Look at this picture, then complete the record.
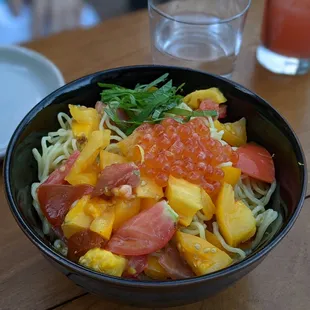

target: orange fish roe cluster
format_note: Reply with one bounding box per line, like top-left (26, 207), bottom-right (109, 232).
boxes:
top-left (136, 118), bottom-right (239, 195)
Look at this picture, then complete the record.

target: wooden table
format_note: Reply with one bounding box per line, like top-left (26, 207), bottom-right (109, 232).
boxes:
top-left (1, 1), bottom-right (310, 309)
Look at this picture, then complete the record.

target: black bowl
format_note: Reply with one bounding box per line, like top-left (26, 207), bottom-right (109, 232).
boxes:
top-left (4, 65), bottom-right (307, 307)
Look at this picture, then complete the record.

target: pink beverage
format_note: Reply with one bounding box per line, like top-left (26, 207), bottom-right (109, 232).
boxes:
top-left (257, 0), bottom-right (310, 75)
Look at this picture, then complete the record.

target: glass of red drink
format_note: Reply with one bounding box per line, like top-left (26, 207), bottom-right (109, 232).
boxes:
top-left (257, 0), bottom-right (310, 75)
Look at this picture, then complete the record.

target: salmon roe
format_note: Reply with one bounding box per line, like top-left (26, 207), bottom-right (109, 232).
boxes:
top-left (136, 118), bottom-right (238, 195)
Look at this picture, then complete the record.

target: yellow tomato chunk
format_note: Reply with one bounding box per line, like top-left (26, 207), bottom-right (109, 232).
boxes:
top-left (201, 189), bottom-right (215, 221)
top-left (100, 150), bottom-right (127, 170)
top-left (166, 176), bottom-right (202, 226)
top-left (140, 198), bottom-right (159, 211)
top-left (216, 183), bottom-right (257, 247)
top-left (136, 176), bottom-right (164, 200)
top-left (214, 118), bottom-right (247, 147)
top-left (66, 130), bottom-right (111, 185)
top-left (183, 88), bottom-right (227, 109)
top-left (205, 230), bottom-right (229, 254)
top-left (90, 205), bottom-right (115, 240)
top-left (221, 166), bottom-right (241, 187)
top-left (69, 105), bottom-right (100, 139)
top-left (62, 196), bottom-right (93, 239)
top-left (175, 231), bottom-right (232, 276)
top-left (144, 256), bottom-right (168, 280)
top-left (79, 248), bottom-right (127, 277)
top-left (113, 198), bottom-right (141, 231)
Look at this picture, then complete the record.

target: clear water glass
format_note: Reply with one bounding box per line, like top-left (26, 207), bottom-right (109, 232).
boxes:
top-left (256, 0), bottom-right (310, 75)
top-left (148, 0), bottom-right (251, 78)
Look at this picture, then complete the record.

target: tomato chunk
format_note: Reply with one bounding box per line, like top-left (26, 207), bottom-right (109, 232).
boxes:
top-left (158, 245), bottom-right (194, 279)
top-left (92, 163), bottom-right (140, 197)
top-left (67, 230), bottom-right (106, 262)
top-left (235, 143), bottom-right (275, 183)
top-left (199, 100), bottom-right (227, 119)
top-left (106, 201), bottom-right (178, 256)
top-left (123, 255), bottom-right (148, 278)
top-left (37, 184), bottom-right (93, 227)
top-left (42, 151), bottom-right (80, 185)
top-left (218, 104), bottom-right (227, 119)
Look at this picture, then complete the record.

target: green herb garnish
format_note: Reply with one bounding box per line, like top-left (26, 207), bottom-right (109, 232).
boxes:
top-left (98, 74), bottom-right (216, 134)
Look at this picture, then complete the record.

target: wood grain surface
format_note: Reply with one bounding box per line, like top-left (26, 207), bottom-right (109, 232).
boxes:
top-left (1, 0), bottom-right (309, 309)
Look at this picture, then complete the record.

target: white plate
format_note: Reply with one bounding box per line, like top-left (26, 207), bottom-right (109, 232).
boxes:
top-left (0, 45), bottom-right (65, 157)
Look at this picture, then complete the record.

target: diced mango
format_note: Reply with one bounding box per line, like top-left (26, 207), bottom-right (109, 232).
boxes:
top-left (136, 177), bottom-right (164, 200)
top-left (79, 248), bottom-right (127, 277)
top-left (62, 196), bottom-right (93, 239)
top-left (166, 176), bottom-right (202, 226)
top-left (175, 231), bottom-right (232, 276)
top-left (216, 183), bottom-right (256, 247)
top-left (183, 88), bottom-right (227, 109)
top-left (99, 150), bottom-right (127, 170)
top-left (90, 205), bottom-right (115, 240)
top-left (205, 230), bottom-right (229, 254)
top-left (221, 166), bottom-right (241, 187)
top-left (66, 130), bottom-right (111, 185)
top-left (140, 198), bottom-right (159, 211)
top-left (201, 189), bottom-right (215, 221)
top-left (214, 118), bottom-right (247, 147)
top-left (144, 256), bottom-right (168, 280)
top-left (113, 198), bottom-right (141, 231)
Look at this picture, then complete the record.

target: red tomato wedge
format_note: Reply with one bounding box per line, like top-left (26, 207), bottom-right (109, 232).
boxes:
top-left (199, 100), bottom-right (227, 119)
top-left (199, 99), bottom-right (219, 113)
top-left (42, 151), bottom-right (80, 185)
top-left (106, 201), bottom-right (178, 256)
top-left (158, 245), bottom-right (195, 279)
top-left (218, 104), bottom-right (227, 119)
top-left (67, 230), bottom-right (106, 262)
top-left (37, 184), bottom-right (93, 227)
top-left (235, 143), bottom-right (275, 183)
top-left (123, 255), bottom-right (148, 278)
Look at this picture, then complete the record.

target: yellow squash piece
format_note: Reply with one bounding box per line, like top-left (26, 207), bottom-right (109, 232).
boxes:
top-left (69, 105), bottom-right (100, 139)
top-left (66, 130), bottom-right (111, 185)
top-left (140, 198), bottom-right (158, 211)
top-left (144, 256), bottom-right (168, 280)
top-left (205, 230), bottom-right (229, 254)
top-left (79, 248), bottom-right (127, 277)
top-left (216, 183), bottom-right (256, 247)
top-left (175, 231), bottom-right (232, 276)
top-left (62, 196), bottom-right (93, 239)
top-left (166, 176), bottom-right (202, 226)
top-left (90, 205), bottom-right (115, 240)
top-left (113, 198), bottom-right (141, 231)
top-left (214, 118), bottom-right (247, 147)
top-left (100, 150), bottom-right (127, 170)
top-left (136, 176), bottom-right (164, 200)
top-left (221, 166), bottom-right (241, 187)
top-left (183, 88), bottom-right (227, 109)
top-left (201, 189), bottom-right (215, 221)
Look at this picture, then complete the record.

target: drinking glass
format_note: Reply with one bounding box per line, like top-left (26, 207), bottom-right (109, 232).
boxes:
top-left (257, 0), bottom-right (310, 75)
top-left (148, 0), bottom-right (251, 78)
